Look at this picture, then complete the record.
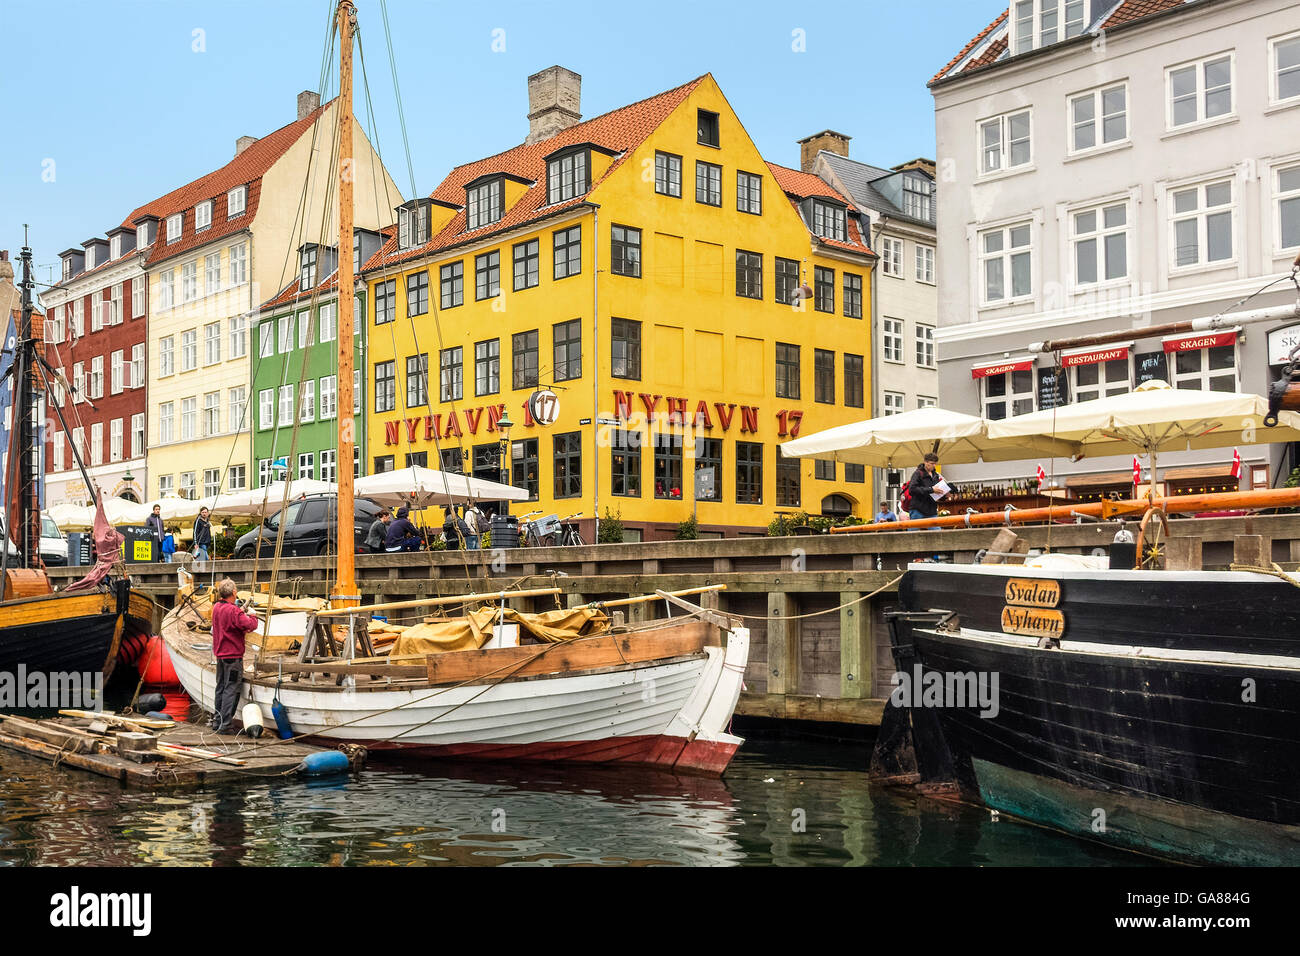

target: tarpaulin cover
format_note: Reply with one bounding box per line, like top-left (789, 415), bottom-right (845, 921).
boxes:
top-left (64, 496), bottom-right (124, 592)
top-left (389, 606), bottom-right (609, 657)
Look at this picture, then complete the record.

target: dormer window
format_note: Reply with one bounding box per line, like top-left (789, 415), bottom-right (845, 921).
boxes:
top-left (85, 246), bottom-right (97, 270)
top-left (353, 232), bottom-right (362, 274)
top-left (136, 219), bottom-right (157, 248)
top-left (166, 214), bottom-right (183, 244)
top-left (547, 148), bottom-right (589, 205)
top-left (811, 200), bottom-right (847, 242)
top-left (195, 200), bottom-right (212, 232)
top-left (466, 177), bottom-right (504, 231)
top-left (902, 176), bottom-right (934, 221)
top-left (397, 200), bottom-right (431, 250)
top-left (62, 258), bottom-right (72, 280)
top-left (228, 185), bottom-right (247, 218)
top-left (301, 246), bottom-right (318, 289)
top-left (697, 109), bottom-right (720, 148)
top-left (1012, 1), bottom-right (1086, 55)
top-left (110, 234), bottom-right (121, 260)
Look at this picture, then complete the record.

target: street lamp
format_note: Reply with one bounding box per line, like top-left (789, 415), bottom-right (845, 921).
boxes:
top-left (496, 412), bottom-right (514, 487)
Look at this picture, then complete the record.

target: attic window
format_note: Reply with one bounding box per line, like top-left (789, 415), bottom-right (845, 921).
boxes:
top-left (398, 200), bottom-right (431, 250)
top-left (697, 109), bottom-right (720, 148)
top-left (1012, 1), bottom-right (1086, 55)
top-left (301, 247), bottom-right (318, 289)
top-left (166, 214), bottom-right (182, 244)
top-left (547, 148), bottom-right (589, 205)
top-left (902, 176), bottom-right (933, 221)
top-left (228, 186), bottom-right (247, 218)
top-left (466, 178), bottom-right (504, 231)
top-left (110, 234), bottom-right (122, 260)
top-left (812, 200), bottom-right (847, 242)
top-left (196, 201), bottom-right (213, 232)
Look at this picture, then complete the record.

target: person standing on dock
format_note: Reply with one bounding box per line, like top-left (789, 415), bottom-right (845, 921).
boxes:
top-left (905, 453), bottom-right (942, 521)
top-left (193, 507), bottom-right (213, 561)
top-left (366, 508), bottom-right (391, 553)
top-left (146, 504), bottom-right (164, 553)
top-left (210, 578), bottom-right (259, 734)
top-left (464, 502), bottom-right (483, 550)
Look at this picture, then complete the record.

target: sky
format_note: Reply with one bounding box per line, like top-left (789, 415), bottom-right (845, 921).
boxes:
top-left (1, 0), bottom-right (994, 290)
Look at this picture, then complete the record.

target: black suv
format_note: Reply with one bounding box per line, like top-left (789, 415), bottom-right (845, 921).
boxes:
top-left (233, 494), bottom-right (384, 559)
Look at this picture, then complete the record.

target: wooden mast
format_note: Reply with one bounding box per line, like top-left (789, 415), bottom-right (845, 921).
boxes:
top-left (334, 0), bottom-right (358, 607)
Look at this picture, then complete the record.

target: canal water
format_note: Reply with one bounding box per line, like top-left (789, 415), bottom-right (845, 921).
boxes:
top-left (0, 733), bottom-right (1143, 866)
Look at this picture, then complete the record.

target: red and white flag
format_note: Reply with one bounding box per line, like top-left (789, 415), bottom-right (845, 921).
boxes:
top-left (1132, 455), bottom-right (1142, 486)
top-left (1231, 448), bottom-right (1242, 480)
top-left (1035, 464), bottom-right (1046, 485)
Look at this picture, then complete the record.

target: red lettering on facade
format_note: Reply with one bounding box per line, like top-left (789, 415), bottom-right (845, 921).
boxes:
top-left (739, 406), bottom-right (759, 433)
top-left (443, 411), bottom-right (463, 439)
top-left (665, 396), bottom-right (687, 425)
top-left (464, 407), bottom-right (483, 434)
top-left (485, 404), bottom-right (505, 432)
top-left (384, 421), bottom-right (400, 446)
top-left (639, 393), bottom-right (662, 418)
top-left (520, 400), bottom-right (536, 428)
top-left (693, 400), bottom-right (713, 429)
top-left (786, 410), bottom-right (803, 439)
top-left (404, 418), bottom-right (420, 442)
top-left (423, 415), bottom-right (438, 441)
top-left (613, 390), bottom-right (633, 420)
top-left (714, 403), bottom-right (736, 430)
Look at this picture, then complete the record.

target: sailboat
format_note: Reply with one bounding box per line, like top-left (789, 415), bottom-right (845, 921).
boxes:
top-left (160, 1), bottom-right (750, 775)
top-left (0, 241), bottom-right (155, 684)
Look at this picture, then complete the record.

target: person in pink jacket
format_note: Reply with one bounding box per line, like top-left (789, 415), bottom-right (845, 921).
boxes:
top-left (210, 578), bottom-right (259, 733)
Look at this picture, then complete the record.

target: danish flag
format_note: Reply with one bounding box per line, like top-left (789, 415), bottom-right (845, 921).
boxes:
top-left (1035, 464), bottom-right (1046, 485)
top-left (1133, 455), bottom-right (1142, 486)
top-left (1231, 448), bottom-right (1242, 480)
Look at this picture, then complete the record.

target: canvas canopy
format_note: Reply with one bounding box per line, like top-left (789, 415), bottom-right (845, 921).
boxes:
top-left (389, 606), bottom-right (609, 656)
top-left (354, 466), bottom-right (529, 508)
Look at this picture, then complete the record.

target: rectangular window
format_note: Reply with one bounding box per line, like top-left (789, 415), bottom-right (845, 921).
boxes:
top-left (695, 161), bottom-right (722, 206)
top-left (72, 362), bottom-right (84, 402)
top-left (407, 353), bottom-right (429, 407)
top-left (227, 464), bottom-right (245, 492)
top-left (1073, 202), bottom-right (1129, 285)
top-left (512, 330), bottom-right (539, 390)
top-left (278, 385), bottom-right (294, 427)
top-left (259, 389), bottom-right (274, 429)
top-left (916, 324), bottom-right (935, 368)
top-left (735, 442), bottom-right (762, 505)
top-left (1074, 357), bottom-right (1130, 402)
top-left (439, 347), bottom-right (463, 402)
top-left (553, 226), bottom-right (582, 280)
top-left (229, 313), bottom-right (247, 357)
top-left (917, 396), bottom-right (938, 409)
top-left (159, 270), bottom-right (174, 309)
top-left (440, 448), bottom-right (464, 474)
top-left (814, 266), bottom-right (834, 313)
top-left (110, 350), bottom-right (124, 394)
top-left (1171, 180), bottom-right (1234, 268)
top-left (814, 349), bottom-right (835, 404)
top-left (181, 261), bottom-right (197, 302)
top-left (258, 321), bottom-right (274, 359)
top-left (258, 459), bottom-right (272, 487)
top-left (815, 459), bottom-right (835, 481)
top-left (553, 432), bottom-right (582, 499)
top-left (166, 214), bottom-right (182, 243)
top-left (375, 279), bottom-right (396, 324)
top-left (229, 387), bottom-right (246, 432)
top-left (884, 391), bottom-right (905, 416)
top-left (697, 109), bottom-right (720, 147)
top-left (158, 474), bottom-right (174, 498)
top-left (72, 427), bottom-right (85, 464)
top-left (195, 201), bottom-right (212, 232)
top-left (547, 150), bottom-right (588, 205)
top-left (229, 242), bottom-right (247, 285)
top-left (317, 302), bottom-right (336, 343)
top-left (1279, 164), bottom-right (1300, 251)
top-left (90, 356), bottom-right (103, 398)
top-left (983, 368), bottom-right (1035, 420)
top-left (466, 178), bottom-right (503, 230)
top-left (610, 225), bottom-right (641, 277)
top-left (776, 448), bottom-right (800, 508)
top-left (980, 223), bottom-right (1033, 303)
top-left (374, 455), bottom-right (394, 474)
top-left (915, 246), bottom-right (935, 284)
top-left (511, 438), bottom-right (539, 500)
top-left (902, 176), bottom-right (933, 221)
top-left (553, 319), bottom-right (581, 382)
top-left (131, 413), bottom-right (144, 459)
top-left (110, 418), bottom-right (123, 462)
top-left (695, 438), bottom-right (722, 502)
top-left (475, 339), bottom-right (500, 396)
top-left (440, 261), bottom-right (463, 308)
top-left (611, 429), bottom-right (642, 497)
top-left (228, 185), bottom-right (246, 217)
top-left (512, 240), bottom-right (539, 291)
top-left (297, 453), bottom-right (315, 480)
top-left (1173, 344), bottom-right (1237, 393)
top-left (375, 361), bottom-right (395, 413)
top-left (1168, 54), bottom-right (1233, 128)
top-left (980, 110), bottom-right (1032, 173)
top-left (132, 277), bottom-right (146, 317)
top-left (406, 271), bottom-right (428, 317)
top-left (110, 283), bottom-right (122, 324)
top-left (843, 272), bottom-right (863, 317)
top-left (90, 423), bottom-right (103, 466)
top-left (844, 354), bottom-right (864, 408)
top-left (204, 321), bottom-right (221, 365)
top-left (204, 253), bottom-right (221, 295)
top-left (811, 201), bottom-right (847, 241)
top-left (319, 450), bottom-right (337, 484)
top-left (1013, 0), bottom-right (1085, 53)
top-left (737, 171), bottom-right (762, 214)
top-left (277, 313), bottom-right (294, 353)
top-left (1070, 84), bottom-right (1128, 153)
top-left (774, 257), bottom-right (800, 304)
top-left (475, 251), bottom-right (501, 300)
top-left (90, 292), bottom-right (103, 333)
top-left (181, 396), bottom-right (197, 439)
top-left (883, 317), bottom-right (903, 362)
top-left (319, 375), bottom-right (337, 420)
top-left (655, 151), bottom-right (682, 197)
top-left (297, 309), bottom-right (310, 350)
top-left (204, 390), bottom-right (221, 435)
top-left (611, 318), bottom-right (641, 380)
top-left (736, 250), bottom-right (762, 299)
top-left (653, 434), bottom-right (684, 499)
top-left (1273, 33), bottom-right (1300, 104)
top-left (775, 343), bottom-right (800, 399)
top-left (298, 380), bottom-right (314, 424)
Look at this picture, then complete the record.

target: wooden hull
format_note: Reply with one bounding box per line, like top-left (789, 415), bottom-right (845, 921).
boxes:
top-left (887, 563), bottom-right (1300, 864)
top-left (162, 614), bottom-right (749, 776)
top-left (0, 582), bottom-right (155, 680)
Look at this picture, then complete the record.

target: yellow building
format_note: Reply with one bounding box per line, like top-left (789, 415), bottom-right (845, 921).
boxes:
top-left (143, 91), bottom-right (400, 499)
top-left (362, 70), bottom-right (875, 540)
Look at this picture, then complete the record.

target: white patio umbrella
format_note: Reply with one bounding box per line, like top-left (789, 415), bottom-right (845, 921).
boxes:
top-left (98, 496), bottom-right (151, 526)
top-left (148, 495), bottom-right (204, 522)
top-left (200, 479), bottom-right (339, 519)
top-left (780, 406), bottom-right (1080, 469)
top-left (354, 466), bottom-right (529, 509)
top-left (47, 502), bottom-right (94, 530)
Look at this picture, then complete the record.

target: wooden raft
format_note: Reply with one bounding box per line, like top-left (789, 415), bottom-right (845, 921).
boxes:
top-left (0, 714), bottom-right (336, 789)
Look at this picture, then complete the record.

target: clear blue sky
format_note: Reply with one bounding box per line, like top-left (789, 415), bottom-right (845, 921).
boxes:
top-left (2, 0), bottom-right (991, 288)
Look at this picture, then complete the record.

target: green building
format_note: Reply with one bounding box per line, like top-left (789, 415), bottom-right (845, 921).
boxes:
top-left (251, 233), bottom-right (381, 487)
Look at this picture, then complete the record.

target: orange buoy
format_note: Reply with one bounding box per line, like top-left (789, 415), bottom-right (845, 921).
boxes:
top-left (136, 636), bottom-right (180, 686)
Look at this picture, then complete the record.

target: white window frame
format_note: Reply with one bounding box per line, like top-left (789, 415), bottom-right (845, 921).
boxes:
top-left (89, 356), bottom-right (103, 399)
top-left (259, 320), bottom-right (275, 359)
top-left (1071, 355), bottom-right (1131, 403)
top-left (204, 252), bottom-right (221, 295)
top-left (132, 275), bottom-right (146, 317)
top-left (318, 302), bottom-right (336, 343)
top-left (204, 321), bottom-right (221, 366)
top-left (159, 335), bottom-right (174, 377)
top-left (882, 317), bottom-right (904, 364)
top-left (1274, 161), bottom-right (1300, 254)
top-left (300, 379), bottom-right (315, 423)
top-left (158, 402), bottom-right (174, 444)
top-left (203, 468), bottom-right (220, 499)
top-left (880, 236), bottom-right (904, 277)
top-left (278, 385), bottom-right (295, 427)
top-left (158, 474), bottom-right (174, 498)
top-left (1166, 53), bottom-right (1235, 131)
top-left (1012, 0), bottom-right (1087, 55)
top-left (90, 292), bottom-right (103, 333)
top-left (228, 387), bottom-right (246, 432)
top-left (131, 413), bottom-right (144, 458)
top-left (110, 233), bottom-right (121, 261)
top-left (159, 269), bottom-right (174, 310)
top-left (883, 391), bottom-right (905, 416)
top-left (978, 109), bottom-right (1032, 176)
top-left (297, 309), bottom-right (310, 350)
top-left (227, 185), bottom-right (247, 218)
top-left (179, 472), bottom-right (196, 499)
top-left (1069, 198), bottom-right (1130, 289)
top-left (915, 324), bottom-right (935, 369)
top-left (981, 368), bottom-right (1036, 420)
top-left (978, 221), bottom-right (1034, 306)
top-left (320, 375), bottom-right (338, 420)
top-left (195, 200), bottom-right (212, 232)
top-left (181, 261), bottom-right (197, 302)
top-left (166, 214), bottom-right (182, 244)
top-left (915, 244), bottom-right (935, 284)
top-left (259, 389), bottom-right (275, 430)
top-left (1068, 82), bottom-right (1129, 155)
top-left (136, 224), bottom-right (149, 249)
top-left (297, 453), bottom-right (315, 481)
top-left (110, 418), bottom-right (123, 463)
top-left (1168, 177), bottom-right (1236, 273)
top-left (229, 313), bottom-right (247, 358)
top-left (320, 449), bottom-right (337, 483)
top-left (181, 329), bottom-right (198, 371)
top-left (228, 464), bottom-right (246, 492)
top-left (110, 349), bottom-right (124, 394)
top-left (90, 423), bottom-right (103, 466)
top-left (228, 242), bottom-right (247, 286)
top-left (180, 396), bottom-right (196, 440)
top-left (1171, 342), bottom-right (1239, 393)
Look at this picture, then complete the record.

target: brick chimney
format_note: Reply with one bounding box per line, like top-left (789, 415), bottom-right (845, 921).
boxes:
top-left (0, 251), bottom-right (11, 284)
top-left (526, 66), bottom-right (582, 145)
top-left (797, 130), bottom-right (851, 173)
top-left (236, 135), bottom-right (259, 156)
top-left (297, 90), bottom-right (321, 120)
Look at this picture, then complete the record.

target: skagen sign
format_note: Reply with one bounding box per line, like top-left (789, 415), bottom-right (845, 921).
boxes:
top-left (1004, 578), bottom-right (1062, 608)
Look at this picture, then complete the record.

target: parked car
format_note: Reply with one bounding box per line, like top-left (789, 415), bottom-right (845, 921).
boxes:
top-left (233, 495), bottom-right (384, 559)
top-left (40, 514), bottom-right (68, 566)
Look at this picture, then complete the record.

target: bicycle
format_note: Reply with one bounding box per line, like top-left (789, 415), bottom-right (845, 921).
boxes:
top-left (520, 512), bottom-right (561, 547)
top-left (558, 512), bottom-right (585, 546)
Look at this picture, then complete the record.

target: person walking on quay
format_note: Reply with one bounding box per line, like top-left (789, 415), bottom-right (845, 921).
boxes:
top-left (146, 504), bottom-right (164, 554)
top-left (210, 578), bottom-right (259, 734)
top-left (442, 506), bottom-right (464, 550)
top-left (464, 502), bottom-right (483, 550)
top-left (366, 508), bottom-right (391, 553)
top-left (385, 506), bottom-right (420, 553)
top-left (193, 507), bottom-right (213, 561)
top-left (904, 453), bottom-right (943, 521)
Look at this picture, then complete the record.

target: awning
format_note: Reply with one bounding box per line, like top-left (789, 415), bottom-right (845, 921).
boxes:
top-left (1064, 471), bottom-right (1133, 488)
top-left (1163, 465), bottom-right (1236, 481)
top-left (1162, 327), bottom-right (1239, 353)
top-left (971, 356), bottom-right (1034, 379)
top-left (1064, 464), bottom-right (1238, 488)
top-left (1060, 343), bottom-right (1132, 368)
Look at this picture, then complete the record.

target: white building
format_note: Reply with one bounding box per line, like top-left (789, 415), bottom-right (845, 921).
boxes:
top-left (932, 0), bottom-right (1300, 498)
top-left (801, 132), bottom-right (940, 507)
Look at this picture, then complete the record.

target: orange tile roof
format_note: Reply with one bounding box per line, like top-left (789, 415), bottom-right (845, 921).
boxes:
top-left (931, 10), bottom-right (1008, 85)
top-left (1104, 0), bottom-right (1188, 26)
top-left (366, 77), bottom-right (707, 271)
top-left (765, 162), bottom-right (874, 256)
top-left (143, 102), bottom-right (332, 268)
